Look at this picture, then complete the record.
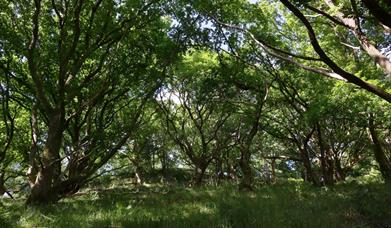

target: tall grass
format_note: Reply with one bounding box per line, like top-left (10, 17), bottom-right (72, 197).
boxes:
top-left (1, 180), bottom-right (390, 227)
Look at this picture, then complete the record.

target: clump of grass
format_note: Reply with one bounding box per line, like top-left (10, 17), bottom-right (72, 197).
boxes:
top-left (1, 181), bottom-right (390, 227)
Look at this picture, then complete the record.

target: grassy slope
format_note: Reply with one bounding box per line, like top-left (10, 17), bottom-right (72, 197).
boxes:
top-left (1, 181), bottom-right (390, 228)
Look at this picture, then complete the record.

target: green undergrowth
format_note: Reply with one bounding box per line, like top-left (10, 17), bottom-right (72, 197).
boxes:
top-left (1, 181), bottom-right (390, 228)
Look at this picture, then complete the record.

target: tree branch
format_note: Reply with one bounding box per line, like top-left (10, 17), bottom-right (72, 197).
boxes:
top-left (27, 0), bottom-right (53, 113)
top-left (280, 0), bottom-right (391, 103)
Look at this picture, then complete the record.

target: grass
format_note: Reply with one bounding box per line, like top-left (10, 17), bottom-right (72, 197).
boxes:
top-left (1, 180), bottom-right (390, 228)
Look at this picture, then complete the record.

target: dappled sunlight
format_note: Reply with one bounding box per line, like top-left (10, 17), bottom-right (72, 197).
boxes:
top-left (1, 182), bottom-right (391, 227)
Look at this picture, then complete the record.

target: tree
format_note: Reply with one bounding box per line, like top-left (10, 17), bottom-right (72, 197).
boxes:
top-left (157, 51), bottom-right (235, 186)
top-left (0, 62), bottom-right (15, 197)
top-left (189, 0), bottom-right (391, 103)
top-left (0, 0), bottom-right (178, 204)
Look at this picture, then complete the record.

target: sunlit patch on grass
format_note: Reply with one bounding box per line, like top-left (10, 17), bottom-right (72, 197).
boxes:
top-left (1, 181), bottom-right (390, 228)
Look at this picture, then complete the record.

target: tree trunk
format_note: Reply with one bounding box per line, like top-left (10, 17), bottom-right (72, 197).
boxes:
top-left (227, 164), bottom-right (237, 180)
top-left (335, 158), bottom-right (346, 181)
top-left (368, 119), bottom-right (391, 182)
top-left (299, 147), bottom-right (319, 185)
top-left (134, 172), bottom-right (142, 186)
top-left (27, 111), bottom-right (64, 205)
top-left (214, 156), bottom-right (224, 180)
top-left (316, 124), bottom-right (334, 186)
top-left (239, 147), bottom-right (253, 191)
top-left (318, 155), bottom-right (334, 185)
top-left (0, 173), bottom-right (5, 195)
top-left (192, 164), bottom-right (207, 187)
top-left (161, 150), bottom-right (167, 179)
top-left (271, 158), bottom-right (276, 184)
top-left (238, 85), bottom-right (268, 190)
top-left (27, 105), bottom-right (39, 187)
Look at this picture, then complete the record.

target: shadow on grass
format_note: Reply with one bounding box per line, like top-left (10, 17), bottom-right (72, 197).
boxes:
top-left (2, 182), bottom-right (390, 227)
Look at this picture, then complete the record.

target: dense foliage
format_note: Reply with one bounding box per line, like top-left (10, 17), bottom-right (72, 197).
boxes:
top-left (0, 0), bottom-right (390, 225)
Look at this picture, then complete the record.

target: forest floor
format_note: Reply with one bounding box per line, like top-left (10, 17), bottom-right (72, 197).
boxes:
top-left (1, 180), bottom-right (390, 228)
